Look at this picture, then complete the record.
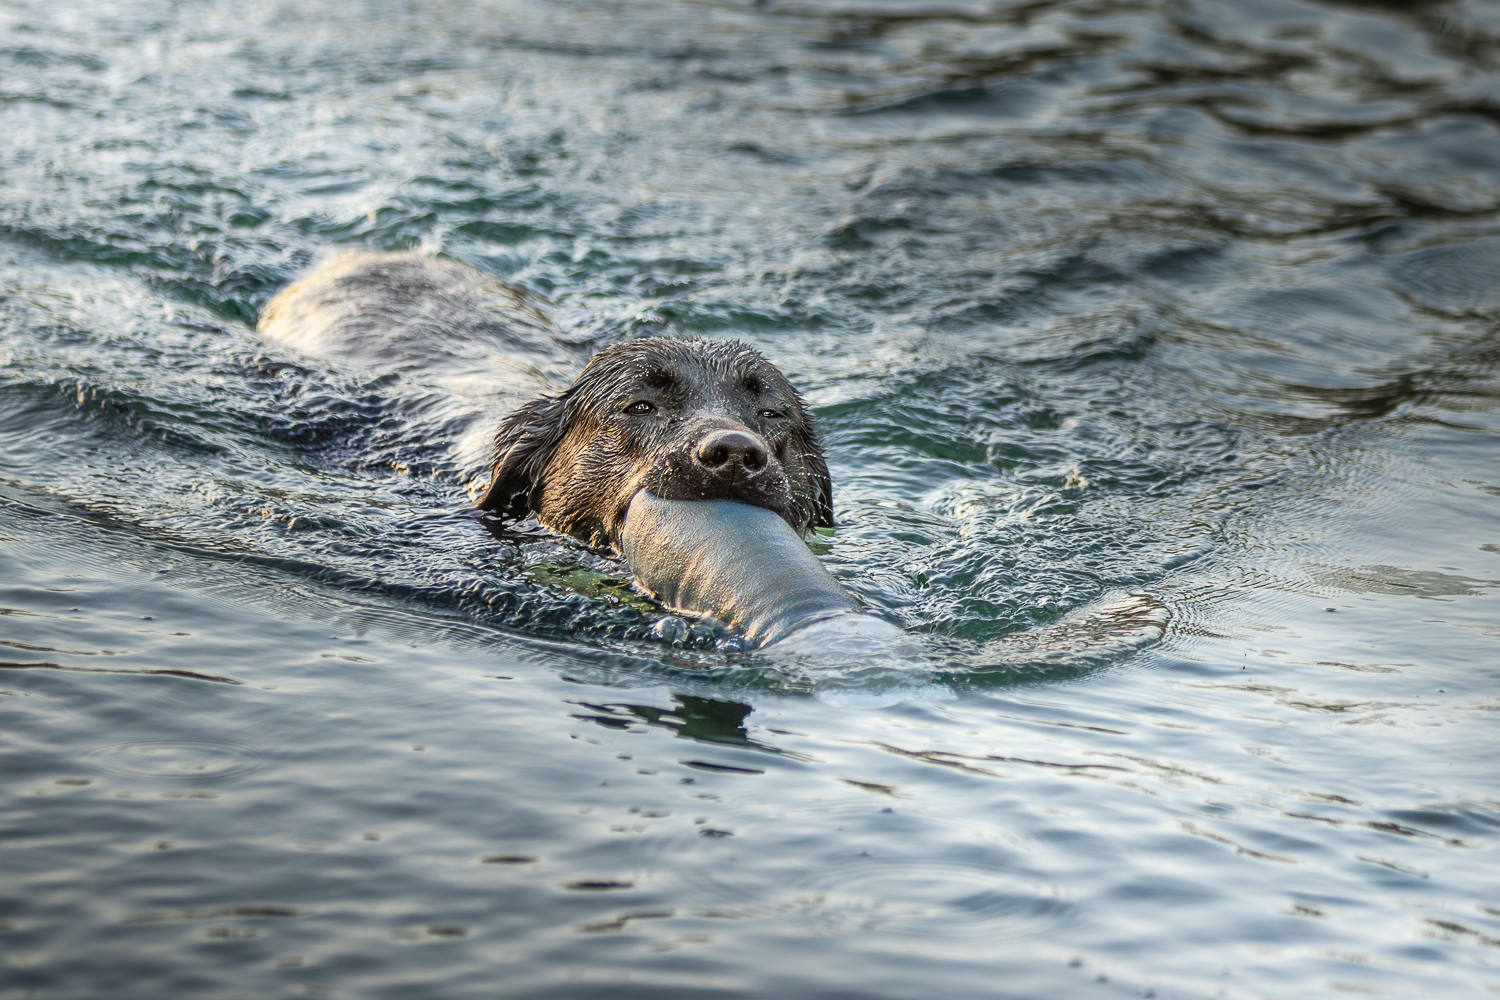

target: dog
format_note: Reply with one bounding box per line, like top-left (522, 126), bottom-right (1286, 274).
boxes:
top-left (477, 337), bottom-right (834, 549)
top-left (258, 251), bottom-right (908, 648)
top-left (258, 251), bottom-right (835, 551)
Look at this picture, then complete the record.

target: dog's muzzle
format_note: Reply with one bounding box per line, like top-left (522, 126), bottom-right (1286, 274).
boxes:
top-left (694, 427), bottom-right (768, 476)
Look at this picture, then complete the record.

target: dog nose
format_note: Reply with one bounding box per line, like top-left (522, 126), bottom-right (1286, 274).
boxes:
top-left (695, 428), bottom-right (768, 474)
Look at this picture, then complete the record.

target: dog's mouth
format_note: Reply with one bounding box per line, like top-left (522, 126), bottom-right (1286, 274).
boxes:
top-left (633, 453), bottom-right (796, 531)
top-left (608, 474), bottom-right (795, 552)
top-left (588, 423), bottom-right (806, 551)
top-left (650, 468), bottom-right (785, 504)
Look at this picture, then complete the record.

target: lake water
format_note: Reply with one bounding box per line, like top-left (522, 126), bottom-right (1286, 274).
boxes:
top-left (2, 0), bottom-right (1499, 997)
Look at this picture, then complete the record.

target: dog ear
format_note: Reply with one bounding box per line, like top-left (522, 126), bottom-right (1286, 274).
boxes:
top-left (476, 393), bottom-right (570, 518)
top-left (801, 429), bottom-right (835, 530)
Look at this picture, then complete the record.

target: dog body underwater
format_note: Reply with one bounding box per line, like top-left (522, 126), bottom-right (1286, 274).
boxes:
top-left (257, 251), bottom-right (900, 648)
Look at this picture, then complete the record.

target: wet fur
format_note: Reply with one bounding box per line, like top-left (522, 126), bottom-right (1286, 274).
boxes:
top-left (478, 338), bottom-right (834, 548)
top-left (258, 252), bottom-right (833, 553)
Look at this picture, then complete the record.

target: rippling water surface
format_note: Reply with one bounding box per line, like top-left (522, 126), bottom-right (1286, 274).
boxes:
top-left (3, 0), bottom-right (1499, 996)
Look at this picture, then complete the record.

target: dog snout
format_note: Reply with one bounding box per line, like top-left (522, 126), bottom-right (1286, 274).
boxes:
top-left (695, 428), bottom-right (768, 475)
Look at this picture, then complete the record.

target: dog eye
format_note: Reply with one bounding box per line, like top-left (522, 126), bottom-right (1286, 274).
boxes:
top-left (757, 409), bottom-right (784, 419)
top-left (625, 400), bottom-right (656, 415)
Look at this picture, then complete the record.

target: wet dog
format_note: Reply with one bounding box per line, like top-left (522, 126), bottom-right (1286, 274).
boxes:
top-left (477, 337), bottom-right (834, 549)
top-left (258, 251), bottom-right (833, 550)
top-left (259, 251), bottom-right (898, 647)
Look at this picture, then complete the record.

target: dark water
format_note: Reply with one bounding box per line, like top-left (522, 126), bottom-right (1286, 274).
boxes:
top-left (3, 0), bottom-right (1499, 996)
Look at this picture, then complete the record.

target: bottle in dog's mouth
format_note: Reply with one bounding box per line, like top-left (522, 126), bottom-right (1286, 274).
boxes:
top-left (618, 490), bottom-right (902, 649)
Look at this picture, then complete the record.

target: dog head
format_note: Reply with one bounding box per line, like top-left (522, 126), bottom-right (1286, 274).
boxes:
top-left (476, 338), bottom-right (834, 548)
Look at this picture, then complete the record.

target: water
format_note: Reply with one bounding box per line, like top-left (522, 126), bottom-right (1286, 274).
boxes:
top-left (2, 0), bottom-right (1498, 996)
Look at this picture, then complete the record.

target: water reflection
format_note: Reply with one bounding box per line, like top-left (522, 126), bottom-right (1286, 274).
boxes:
top-left (574, 694), bottom-right (783, 752)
